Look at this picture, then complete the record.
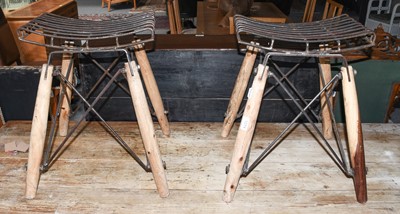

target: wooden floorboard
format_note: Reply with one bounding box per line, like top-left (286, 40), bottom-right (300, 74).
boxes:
top-left (0, 121), bottom-right (399, 213)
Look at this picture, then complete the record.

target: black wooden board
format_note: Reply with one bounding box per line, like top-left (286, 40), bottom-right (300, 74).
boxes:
top-left (80, 50), bottom-right (320, 122)
top-left (0, 67), bottom-right (40, 121)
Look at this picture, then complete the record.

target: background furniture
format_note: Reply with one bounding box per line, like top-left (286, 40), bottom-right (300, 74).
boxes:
top-left (322, 0), bottom-right (344, 19)
top-left (385, 83), bottom-right (400, 122)
top-left (302, 0), bottom-right (317, 22)
top-left (0, 7), bottom-right (20, 66)
top-left (303, 0), bottom-right (343, 22)
top-left (365, 0), bottom-right (400, 36)
top-left (0, 0), bottom-right (31, 10)
top-left (101, 0), bottom-right (135, 12)
top-left (167, 0), bottom-right (182, 34)
top-left (5, 0), bottom-right (78, 64)
top-left (196, 1), bottom-right (288, 35)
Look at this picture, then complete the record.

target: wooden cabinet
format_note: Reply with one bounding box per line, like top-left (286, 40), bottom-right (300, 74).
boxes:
top-left (6, 0), bottom-right (78, 64)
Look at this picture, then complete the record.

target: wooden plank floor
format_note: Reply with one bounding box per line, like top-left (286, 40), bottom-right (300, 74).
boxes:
top-left (0, 121), bottom-right (399, 213)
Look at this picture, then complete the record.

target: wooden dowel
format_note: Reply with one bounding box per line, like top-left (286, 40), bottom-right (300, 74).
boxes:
top-left (58, 53), bottom-right (73, 137)
top-left (125, 62), bottom-right (169, 198)
top-left (223, 64), bottom-right (269, 203)
top-left (319, 58), bottom-right (333, 139)
top-left (172, 0), bottom-right (182, 34)
top-left (26, 64), bottom-right (54, 199)
top-left (167, 0), bottom-right (177, 34)
top-left (222, 47), bottom-right (258, 137)
top-left (341, 66), bottom-right (367, 203)
top-left (134, 44), bottom-right (170, 137)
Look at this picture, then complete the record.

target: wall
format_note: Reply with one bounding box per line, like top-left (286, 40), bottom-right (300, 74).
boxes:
top-left (335, 59), bottom-right (400, 123)
top-left (1, 54), bottom-right (398, 123)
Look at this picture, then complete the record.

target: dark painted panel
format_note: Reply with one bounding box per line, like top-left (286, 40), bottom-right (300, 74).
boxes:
top-left (0, 49), bottom-right (322, 122)
top-left (80, 49), bottom-right (321, 122)
top-left (86, 97), bottom-right (317, 122)
top-left (0, 67), bottom-right (40, 121)
top-left (80, 50), bottom-right (320, 99)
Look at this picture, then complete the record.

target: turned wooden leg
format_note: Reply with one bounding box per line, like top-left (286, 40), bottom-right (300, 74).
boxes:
top-left (133, 0), bottom-right (136, 9)
top-left (319, 58), bottom-right (333, 139)
top-left (221, 47), bottom-right (258, 137)
top-left (58, 53), bottom-right (73, 137)
top-left (125, 62), bottom-right (169, 198)
top-left (167, 0), bottom-right (177, 34)
top-left (134, 45), bottom-right (170, 137)
top-left (223, 64), bottom-right (269, 203)
top-left (341, 66), bottom-right (367, 203)
top-left (26, 64), bottom-right (54, 199)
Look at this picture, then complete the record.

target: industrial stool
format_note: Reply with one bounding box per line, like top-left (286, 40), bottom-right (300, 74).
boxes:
top-left (222, 15), bottom-right (375, 203)
top-left (17, 11), bottom-right (170, 199)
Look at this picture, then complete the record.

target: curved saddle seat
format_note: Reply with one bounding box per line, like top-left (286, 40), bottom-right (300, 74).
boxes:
top-left (234, 14), bottom-right (376, 54)
top-left (17, 11), bottom-right (156, 51)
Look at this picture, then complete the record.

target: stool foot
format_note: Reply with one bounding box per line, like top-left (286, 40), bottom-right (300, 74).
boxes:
top-left (26, 64), bottom-right (54, 199)
top-left (134, 46), bottom-right (170, 137)
top-left (59, 53), bottom-right (74, 137)
top-left (319, 58), bottom-right (333, 139)
top-left (125, 62), bottom-right (169, 198)
top-left (223, 64), bottom-right (269, 202)
top-left (341, 66), bottom-right (367, 203)
top-left (222, 47), bottom-right (258, 138)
